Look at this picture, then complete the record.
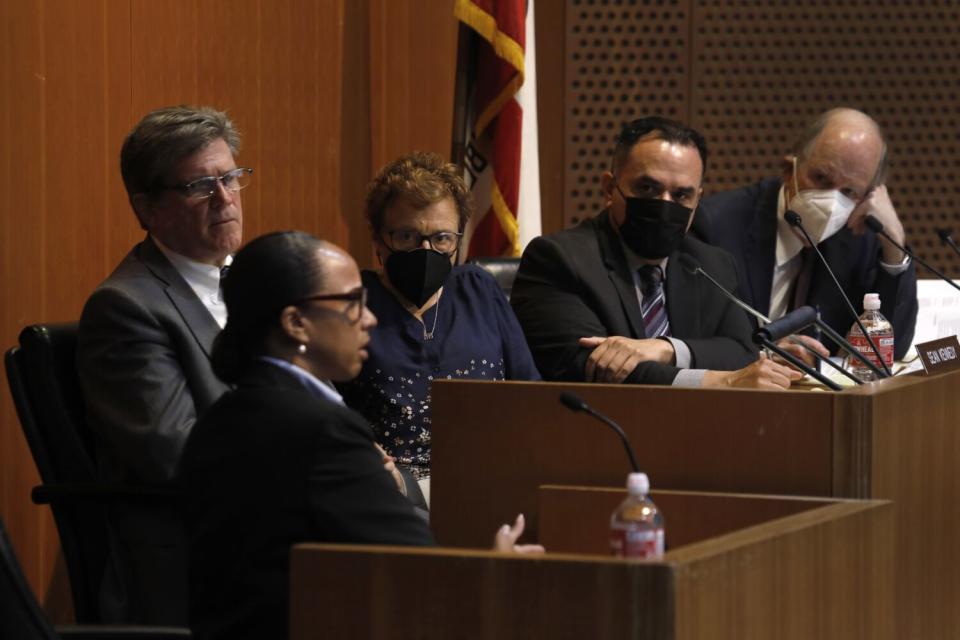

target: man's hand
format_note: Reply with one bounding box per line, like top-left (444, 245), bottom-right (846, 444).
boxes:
top-left (774, 335), bottom-right (830, 369)
top-left (579, 336), bottom-right (675, 383)
top-left (847, 185), bottom-right (906, 263)
top-left (703, 353), bottom-right (803, 390)
top-left (493, 513), bottom-right (545, 554)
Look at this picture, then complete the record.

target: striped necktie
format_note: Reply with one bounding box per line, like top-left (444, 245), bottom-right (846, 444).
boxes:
top-left (638, 264), bottom-right (670, 338)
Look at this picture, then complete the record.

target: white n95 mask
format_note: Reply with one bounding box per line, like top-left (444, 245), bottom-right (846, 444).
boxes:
top-left (786, 158), bottom-right (856, 245)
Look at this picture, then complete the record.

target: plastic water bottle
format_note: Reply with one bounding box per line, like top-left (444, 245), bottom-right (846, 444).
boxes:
top-left (609, 472), bottom-right (665, 559)
top-left (845, 293), bottom-right (894, 381)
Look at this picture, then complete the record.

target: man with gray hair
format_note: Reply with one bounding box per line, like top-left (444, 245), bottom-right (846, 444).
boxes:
top-left (78, 105), bottom-right (251, 623)
top-left (695, 107), bottom-right (918, 362)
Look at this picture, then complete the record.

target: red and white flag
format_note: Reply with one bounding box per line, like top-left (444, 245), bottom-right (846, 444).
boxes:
top-left (455, 0), bottom-right (541, 258)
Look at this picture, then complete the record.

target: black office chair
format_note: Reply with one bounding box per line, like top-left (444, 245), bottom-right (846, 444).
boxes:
top-left (5, 324), bottom-right (179, 626)
top-left (0, 515), bottom-right (189, 640)
top-left (467, 256), bottom-right (521, 299)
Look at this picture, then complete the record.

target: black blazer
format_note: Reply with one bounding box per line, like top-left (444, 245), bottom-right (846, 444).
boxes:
top-left (179, 362), bottom-right (433, 640)
top-left (511, 211), bottom-right (757, 385)
top-left (695, 178), bottom-right (918, 359)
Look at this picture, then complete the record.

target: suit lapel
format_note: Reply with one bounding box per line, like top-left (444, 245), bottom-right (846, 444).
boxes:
top-left (139, 236), bottom-right (221, 359)
top-left (743, 179), bottom-right (781, 315)
top-left (596, 212), bottom-right (645, 338)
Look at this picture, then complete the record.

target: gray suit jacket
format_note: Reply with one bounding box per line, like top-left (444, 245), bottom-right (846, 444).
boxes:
top-left (78, 235), bottom-right (229, 486)
top-left (77, 235), bottom-right (228, 623)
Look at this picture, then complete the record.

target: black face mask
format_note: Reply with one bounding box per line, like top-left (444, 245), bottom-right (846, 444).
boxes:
top-left (384, 248), bottom-right (452, 308)
top-left (616, 188), bottom-right (693, 260)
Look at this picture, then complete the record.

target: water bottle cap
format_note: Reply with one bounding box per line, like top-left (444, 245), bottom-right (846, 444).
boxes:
top-left (626, 472), bottom-right (649, 496)
top-left (863, 292), bottom-right (881, 310)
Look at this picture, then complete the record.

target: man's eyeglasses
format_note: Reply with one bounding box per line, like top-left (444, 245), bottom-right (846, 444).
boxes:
top-left (383, 229), bottom-right (462, 254)
top-left (165, 167), bottom-right (254, 200)
top-left (295, 287), bottom-right (367, 324)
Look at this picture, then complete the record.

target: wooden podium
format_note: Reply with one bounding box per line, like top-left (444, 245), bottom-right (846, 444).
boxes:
top-left (430, 370), bottom-right (960, 639)
top-left (290, 490), bottom-right (891, 640)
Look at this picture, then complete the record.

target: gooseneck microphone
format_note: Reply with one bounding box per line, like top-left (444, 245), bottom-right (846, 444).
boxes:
top-left (677, 254), bottom-right (866, 385)
top-left (937, 228), bottom-right (960, 260)
top-left (751, 307), bottom-right (842, 390)
top-left (866, 216), bottom-right (960, 294)
top-left (785, 211), bottom-right (892, 378)
top-left (755, 306), bottom-right (818, 342)
top-left (559, 392), bottom-right (640, 473)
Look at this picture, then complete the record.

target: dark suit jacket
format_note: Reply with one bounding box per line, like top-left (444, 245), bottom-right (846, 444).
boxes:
top-left (179, 362), bottom-right (434, 640)
top-left (695, 177), bottom-right (918, 359)
top-left (77, 235), bottom-right (229, 624)
top-left (511, 211), bottom-right (757, 385)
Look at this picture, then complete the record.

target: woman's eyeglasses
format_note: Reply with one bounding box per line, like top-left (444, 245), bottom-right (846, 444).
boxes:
top-left (295, 287), bottom-right (367, 323)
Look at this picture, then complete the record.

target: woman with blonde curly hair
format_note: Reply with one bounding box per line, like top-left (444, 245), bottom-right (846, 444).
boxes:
top-left (339, 151), bottom-right (540, 501)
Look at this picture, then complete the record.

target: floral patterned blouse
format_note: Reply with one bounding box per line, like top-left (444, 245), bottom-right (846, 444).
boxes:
top-left (338, 266), bottom-right (540, 479)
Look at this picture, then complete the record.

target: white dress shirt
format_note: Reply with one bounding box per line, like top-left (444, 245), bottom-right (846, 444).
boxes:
top-left (153, 236), bottom-right (232, 329)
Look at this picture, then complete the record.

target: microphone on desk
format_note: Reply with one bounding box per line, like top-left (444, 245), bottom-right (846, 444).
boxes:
top-left (750, 306), bottom-right (843, 390)
top-left (785, 210), bottom-right (892, 378)
top-left (676, 255), bottom-right (865, 386)
top-left (754, 306), bottom-right (818, 343)
top-left (936, 228), bottom-right (960, 260)
top-left (865, 216), bottom-right (960, 294)
top-left (559, 392), bottom-right (640, 473)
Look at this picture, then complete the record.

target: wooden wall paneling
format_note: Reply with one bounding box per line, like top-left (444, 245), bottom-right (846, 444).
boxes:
top-left (101, 1), bottom-right (136, 277)
top-left (534, 0), bottom-right (565, 235)
top-left (339, 0), bottom-right (374, 266)
top-left (0, 0), bottom-right (49, 608)
top-left (368, 0), bottom-right (458, 171)
top-left (563, 0), bottom-right (692, 228)
top-left (44, 0), bottom-right (114, 323)
top-left (255, 0), bottom-right (345, 242)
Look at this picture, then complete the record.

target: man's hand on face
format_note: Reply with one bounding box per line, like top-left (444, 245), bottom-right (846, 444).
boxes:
top-left (579, 336), bottom-right (675, 383)
top-left (847, 185), bottom-right (906, 263)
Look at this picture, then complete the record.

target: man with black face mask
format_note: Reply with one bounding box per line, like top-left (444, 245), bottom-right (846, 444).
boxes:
top-left (512, 116), bottom-right (800, 388)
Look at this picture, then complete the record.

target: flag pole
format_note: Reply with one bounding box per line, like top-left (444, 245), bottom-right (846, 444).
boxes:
top-left (450, 23), bottom-right (474, 167)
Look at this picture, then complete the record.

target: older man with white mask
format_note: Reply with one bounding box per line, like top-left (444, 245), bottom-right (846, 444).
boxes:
top-left (695, 107), bottom-right (918, 364)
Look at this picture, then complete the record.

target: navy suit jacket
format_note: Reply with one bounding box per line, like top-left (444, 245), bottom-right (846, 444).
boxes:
top-left (694, 177), bottom-right (918, 359)
top-left (511, 211), bottom-right (757, 385)
top-left (180, 362), bottom-right (434, 640)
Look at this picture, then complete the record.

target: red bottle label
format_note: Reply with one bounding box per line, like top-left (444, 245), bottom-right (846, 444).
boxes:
top-left (848, 332), bottom-right (894, 368)
top-left (610, 526), bottom-right (664, 558)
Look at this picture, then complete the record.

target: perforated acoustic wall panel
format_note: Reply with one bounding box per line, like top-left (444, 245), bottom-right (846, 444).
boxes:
top-left (565, 0), bottom-right (960, 275)
top-left (564, 0), bottom-right (690, 226)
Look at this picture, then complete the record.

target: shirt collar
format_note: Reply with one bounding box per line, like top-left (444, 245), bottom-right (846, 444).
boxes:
top-left (775, 185), bottom-right (806, 268)
top-left (259, 357), bottom-right (345, 406)
top-left (152, 235), bottom-right (231, 297)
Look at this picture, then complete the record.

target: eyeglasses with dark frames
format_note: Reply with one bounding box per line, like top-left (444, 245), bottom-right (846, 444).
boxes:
top-left (295, 287), bottom-right (367, 323)
top-left (164, 167), bottom-right (254, 200)
top-left (383, 229), bottom-right (462, 254)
